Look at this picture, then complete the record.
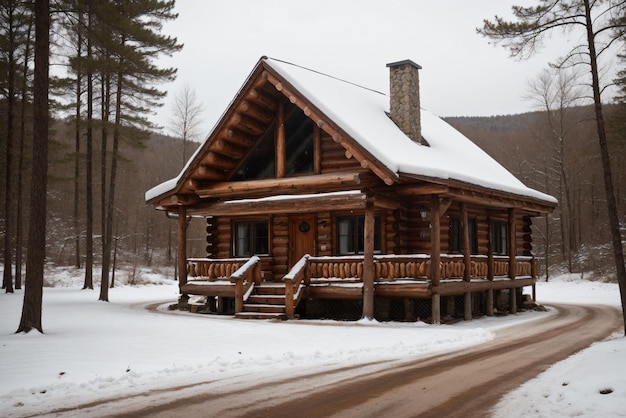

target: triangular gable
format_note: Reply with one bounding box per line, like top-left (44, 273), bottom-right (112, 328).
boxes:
top-left (146, 57), bottom-right (397, 206)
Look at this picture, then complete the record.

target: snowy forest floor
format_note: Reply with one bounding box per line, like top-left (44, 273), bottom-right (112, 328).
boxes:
top-left (0, 265), bottom-right (623, 417)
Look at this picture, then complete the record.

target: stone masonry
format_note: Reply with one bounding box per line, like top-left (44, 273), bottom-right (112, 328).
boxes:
top-left (387, 59), bottom-right (423, 145)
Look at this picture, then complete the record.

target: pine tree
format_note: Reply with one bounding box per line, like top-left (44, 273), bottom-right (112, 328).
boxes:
top-left (93, 0), bottom-right (182, 301)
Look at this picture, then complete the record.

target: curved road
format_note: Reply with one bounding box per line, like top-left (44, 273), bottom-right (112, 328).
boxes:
top-left (66, 304), bottom-right (621, 418)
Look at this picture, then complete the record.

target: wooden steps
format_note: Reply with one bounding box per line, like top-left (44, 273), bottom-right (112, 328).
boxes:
top-left (235, 283), bottom-right (288, 320)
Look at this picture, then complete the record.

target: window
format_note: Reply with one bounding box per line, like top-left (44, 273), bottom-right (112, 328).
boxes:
top-left (231, 126), bottom-right (276, 181)
top-left (336, 215), bottom-right (381, 255)
top-left (233, 221), bottom-right (269, 256)
top-left (491, 221), bottom-right (508, 255)
top-left (230, 104), bottom-right (315, 181)
top-left (285, 109), bottom-right (314, 175)
top-left (450, 217), bottom-right (477, 254)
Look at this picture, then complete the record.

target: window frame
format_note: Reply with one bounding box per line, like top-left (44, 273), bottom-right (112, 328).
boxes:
top-left (450, 216), bottom-right (478, 255)
top-left (491, 221), bottom-right (509, 255)
top-left (232, 219), bottom-right (270, 257)
top-left (284, 107), bottom-right (315, 176)
top-left (335, 214), bottom-right (383, 256)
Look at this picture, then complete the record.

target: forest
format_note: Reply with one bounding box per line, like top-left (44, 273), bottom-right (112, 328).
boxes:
top-left (0, 1), bottom-right (625, 332)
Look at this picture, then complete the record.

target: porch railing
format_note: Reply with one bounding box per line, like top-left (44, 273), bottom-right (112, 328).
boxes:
top-left (186, 256), bottom-right (262, 313)
top-left (282, 254), bottom-right (537, 318)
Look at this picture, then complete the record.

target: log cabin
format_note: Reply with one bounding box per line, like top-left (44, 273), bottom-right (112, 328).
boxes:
top-left (146, 57), bottom-right (557, 323)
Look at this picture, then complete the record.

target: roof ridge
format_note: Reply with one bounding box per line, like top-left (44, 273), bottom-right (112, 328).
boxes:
top-left (266, 56), bottom-right (386, 96)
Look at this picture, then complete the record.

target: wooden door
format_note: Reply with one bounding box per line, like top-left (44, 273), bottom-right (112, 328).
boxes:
top-left (290, 215), bottom-right (316, 268)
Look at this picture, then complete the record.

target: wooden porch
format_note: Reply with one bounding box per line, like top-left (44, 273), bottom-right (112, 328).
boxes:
top-left (181, 253), bottom-right (537, 322)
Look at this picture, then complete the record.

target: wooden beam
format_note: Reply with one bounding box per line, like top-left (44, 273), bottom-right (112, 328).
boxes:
top-left (195, 171), bottom-right (363, 199)
top-left (177, 206), bottom-right (188, 292)
top-left (439, 198), bottom-right (453, 217)
top-left (194, 164), bottom-right (226, 181)
top-left (201, 153), bottom-right (236, 170)
top-left (393, 184), bottom-right (450, 196)
top-left (187, 192), bottom-right (368, 217)
top-left (508, 207), bottom-right (517, 314)
top-left (246, 88), bottom-right (275, 110)
top-left (229, 113), bottom-right (265, 136)
top-left (430, 195), bottom-right (441, 287)
top-left (508, 208), bottom-right (517, 279)
top-left (314, 124), bottom-right (321, 174)
top-left (237, 100), bottom-right (274, 124)
top-left (362, 202), bottom-right (375, 320)
top-left (461, 202), bottom-right (471, 282)
top-left (276, 101), bottom-right (285, 178)
top-left (211, 139), bottom-right (245, 159)
top-left (464, 291), bottom-right (472, 320)
top-left (170, 194), bottom-right (199, 206)
top-left (223, 128), bottom-right (255, 148)
top-left (446, 186), bottom-right (554, 214)
top-left (487, 219), bottom-right (494, 281)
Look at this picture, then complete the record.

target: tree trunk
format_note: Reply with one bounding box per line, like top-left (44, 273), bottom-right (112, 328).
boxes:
top-left (17, 0), bottom-right (48, 334)
top-left (83, 8), bottom-right (93, 290)
top-left (100, 65), bottom-right (122, 302)
top-left (15, 11), bottom-right (33, 291)
top-left (583, 0), bottom-right (626, 333)
top-left (73, 24), bottom-right (82, 269)
top-left (3, 1), bottom-right (17, 293)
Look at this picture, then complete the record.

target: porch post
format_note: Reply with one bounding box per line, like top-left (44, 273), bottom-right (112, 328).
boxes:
top-left (430, 195), bottom-right (441, 324)
top-left (177, 206), bottom-right (189, 309)
top-left (276, 101), bottom-right (286, 178)
top-left (486, 217), bottom-right (494, 316)
top-left (362, 202), bottom-right (375, 320)
top-left (508, 208), bottom-right (517, 314)
top-left (461, 203), bottom-right (472, 320)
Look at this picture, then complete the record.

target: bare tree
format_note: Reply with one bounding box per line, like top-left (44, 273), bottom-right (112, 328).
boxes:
top-left (479, 0), bottom-right (626, 333)
top-left (168, 84), bottom-right (204, 166)
top-left (527, 67), bottom-right (587, 272)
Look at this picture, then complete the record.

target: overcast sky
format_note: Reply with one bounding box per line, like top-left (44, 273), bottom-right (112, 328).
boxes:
top-left (151, 0), bottom-right (613, 139)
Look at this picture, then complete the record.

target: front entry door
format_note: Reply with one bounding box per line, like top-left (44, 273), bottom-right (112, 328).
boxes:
top-left (290, 215), bottom-right (316, 268)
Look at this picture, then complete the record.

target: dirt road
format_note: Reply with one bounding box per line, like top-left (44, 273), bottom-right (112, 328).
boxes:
top-left (73, 304), bottom-right (620, 418)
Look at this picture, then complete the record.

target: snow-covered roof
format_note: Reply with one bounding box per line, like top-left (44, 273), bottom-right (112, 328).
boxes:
top-left (146, 57), bottom-right (556, 206)
top-left (263, 58), bottom-right (555, 204)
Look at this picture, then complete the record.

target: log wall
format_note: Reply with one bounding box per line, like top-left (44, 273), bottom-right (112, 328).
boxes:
top-left (205, 216), bottom-right (217, 258)
top-left (204, 202), bottom-right (537, 281)
top-left (215, 216), bottom-right (231, 259)
top-left (267, 215), bottom-right (286, 280)
top-left (317, 212), bottom-right (333, 257)
top-left (320, 131), bottom-right (362, 173)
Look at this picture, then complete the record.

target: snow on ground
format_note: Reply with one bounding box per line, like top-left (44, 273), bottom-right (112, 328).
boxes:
top-left (492, 274), bottom-right (626, 418)
top-left (0, 266), bottom-right (623, 417)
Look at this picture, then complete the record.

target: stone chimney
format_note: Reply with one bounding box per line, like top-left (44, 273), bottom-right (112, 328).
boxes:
top-left (386, 59), bottom-right (424, 144)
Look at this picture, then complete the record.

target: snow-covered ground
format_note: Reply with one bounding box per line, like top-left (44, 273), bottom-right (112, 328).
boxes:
top-left (0, 266), bottom-right (623, 417)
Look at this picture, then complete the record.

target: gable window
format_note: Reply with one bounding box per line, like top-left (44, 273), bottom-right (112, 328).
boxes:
top-left (336, 215), bottom-right (381, 255)
top-left (285, 108), bottom-right (314, 175)
top-left (450, 217), bottom-right (477, 254)
top-left (233, 220), bottom-right (269, 257)
top-left (491, 221), bottom-right (508, 255)
top-left (231, 126), bottom-right (276, 181)
top-left (230, 104), bottom-right (315, 181)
